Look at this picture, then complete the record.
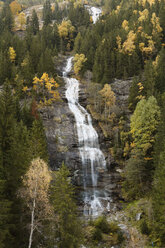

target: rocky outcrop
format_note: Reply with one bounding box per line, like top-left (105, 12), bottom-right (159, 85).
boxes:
top-left (40, 93), bottom-right (80, 171)
top-left (111, 78), bottom-right (132, 115)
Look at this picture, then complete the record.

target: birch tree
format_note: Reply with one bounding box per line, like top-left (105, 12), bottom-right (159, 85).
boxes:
top-left (18, 158), bottom-right (52, 248)
top-left (99, 84), bottom-right (116, 122)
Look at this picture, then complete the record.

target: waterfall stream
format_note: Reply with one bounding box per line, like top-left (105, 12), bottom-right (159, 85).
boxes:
top-left (85, 5), bottom-right (102, 24)
top-left (63, 57), bottom-right (110, 216)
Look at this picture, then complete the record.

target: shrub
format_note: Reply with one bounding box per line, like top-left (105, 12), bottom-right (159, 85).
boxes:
top-left (93, 216), bottom-right (110, 234)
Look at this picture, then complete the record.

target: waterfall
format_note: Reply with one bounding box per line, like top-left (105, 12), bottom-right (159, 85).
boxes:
top-left (85, 5), bottom-right (102, 24)
top-left (63, 57), bottom-right (108, 216)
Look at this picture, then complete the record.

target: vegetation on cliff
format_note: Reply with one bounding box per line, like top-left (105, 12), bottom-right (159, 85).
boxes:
top-left (0, 0), bottom-right (165, 247)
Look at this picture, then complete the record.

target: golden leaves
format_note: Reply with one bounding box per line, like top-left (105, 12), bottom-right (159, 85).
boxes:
top-left (122, 20), bottom-right (129, 31)
top-left (22, 86), bottom-right (28, 92)
top-left (136, 82), bottom-right (145, 100)
top-left (99, 84), bottom-right (116, 108)
top-left (10, 0), bottom-right (21, 15)
top-left (18, 12), bottom-right (26, 30)
top-left (152, 55), bottom-right (160, 67)
top-left (32, 73), bottom-right (60, 104)
top-left (151, 13), bottom-right (162, 35)
top-left (138, 9), bottom-right (149, 22)
top-left (122, 31), bottom-right (136, 55)
top-left (73, 53), bottom-right (87, 75)
top-left (116, 35), bottom-right (122, 52)
top-left (139, 39), bottom-right (155, 55)
top-left (23, 73), bottom-right (60, 107)
top-left (58, 20), bottom-right (75, 38)
top-left (9, 47), bottom-right (16, 62)
top-left (19, 158), bottom-right (52, 216)
top-left (137, 0), bottom-right (156, 7)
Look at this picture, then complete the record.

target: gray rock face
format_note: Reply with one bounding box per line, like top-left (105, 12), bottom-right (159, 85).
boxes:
top-left (111, 78), bottom-right (132, 115)
top-left (40, 98), bottom-right (80, 171)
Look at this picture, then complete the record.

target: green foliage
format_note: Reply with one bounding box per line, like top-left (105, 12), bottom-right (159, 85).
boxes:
top-left (43, 0), bottom-right (52, 26)
top-left (128, 77), bottom-right (141, 111)
top-left (123, 97), bottom-right (160, 201)
top-left (155, 48), bottom-right (165, 94)
top-left (151, 102), bottom-right (165, 245)
top-left (92, 227), bottom-right (102, 242)
top-left (152, 148), bottom-right (165, 245)
top-left (86, 217), bottom-right (124, 247)
top-left (130, 96), bottom-right (160, 155)
top-left (140, 219), bottom-right (150, 235)
top-left (30, 119), bottom-right (48, 162)
top-left (68, 3), bottom-right (90, 30)
top-left (0, 2), bottom-right (13, 33)
top-left (0, 179), bottom-right (12, 248)
top-left (93, 215), bottom-right (110, 234)
top-left (123, 149), bottom-right (149, 200)
top-left (75, 0), bottom-right (164, 84)
top-left (51, 163), bottom-right (82, 248)
top-left (142, 60), bottom-right (156, 98)
top-left (30, 10), bottom-right (39, 35)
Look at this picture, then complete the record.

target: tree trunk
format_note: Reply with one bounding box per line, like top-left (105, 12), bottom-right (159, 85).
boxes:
top-left (28, 180), bottom-right (37, 248)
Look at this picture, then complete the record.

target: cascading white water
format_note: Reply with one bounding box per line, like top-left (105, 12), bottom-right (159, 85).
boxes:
top-left (85, 5), bottom-right (102, 24)
top-left (63, 57), bottom-right (108, 216)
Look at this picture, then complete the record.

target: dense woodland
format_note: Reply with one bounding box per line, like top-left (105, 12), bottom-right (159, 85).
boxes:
top-left (0, 0), bottom-right (165, 247)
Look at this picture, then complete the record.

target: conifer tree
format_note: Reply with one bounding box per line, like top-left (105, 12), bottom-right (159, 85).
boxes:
top-left (51, 163), bottom-right (82, 248)
top-left (0, 2), bottom-right (13, 33)
top-left (43, 0), bottom-right (52, 26)
top-left (152, 147), bottom-right (165, 245)
top-left (30, 119), bottom-right (48, 162)
top-left (31, 10), bottom-right (39, 35)
top-left (0, 154), bottom-right (12, 248)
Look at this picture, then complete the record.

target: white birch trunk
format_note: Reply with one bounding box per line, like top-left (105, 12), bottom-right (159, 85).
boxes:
top-left (28, 180), bottom-right (38, 248)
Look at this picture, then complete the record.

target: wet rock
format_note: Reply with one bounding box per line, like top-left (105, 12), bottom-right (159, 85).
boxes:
top-left (40, 99), bottom-right (80, 171)
top-left (111, 78), bottom-right (132, 115)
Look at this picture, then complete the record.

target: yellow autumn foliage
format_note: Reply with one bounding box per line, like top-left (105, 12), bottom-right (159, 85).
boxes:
top-left (137, 0), bottom-right (157, 7)
top-left (9, 47), bottom-right (16, 62)
top-left (151, 13), bottom-right (162, 35)
top-left (139, 39), bottom-right (155, 55)
top-left (58, 20), bottom-right (75, 39)
top-left (22, 86), bottom-right (28, 92)
top-left (99, 84), bottom-right (116, 107)
top-left (19, 158), bottom-right (52, 217)
top-left (122, 20), bottom-right (129, 31)
top-left (99, 84), bottom-right (116, 120)
top-left (138, 9), bottom-right (149, 22)
top-left (115, 5), bottom-right (121, 14)
top-left (10, 0), bottom-right (21, 15)
top-left (122, 31), bottom-right (136, 55)
top-left (31, 73), bottom-right (60, 106)
top-left (116, 35), bottom-right (122, 52)
top-left (152, 55), bottom-right (160, 67)
top-left (18, 12), bottom-right (26, 30)
top-left (74, 0), bottom-right (83, 8)
top-left (73, 54), bottom-right (87, 75)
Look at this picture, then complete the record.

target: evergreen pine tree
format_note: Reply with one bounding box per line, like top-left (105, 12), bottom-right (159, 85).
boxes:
top-left (31, 10), bottom-right (39, 35)
top-left (51, 163), bottom-right (82, 248)
top-left (43, 0), bottom-right (52, 26)
top-left (30, 119), bottom-right (48, 162)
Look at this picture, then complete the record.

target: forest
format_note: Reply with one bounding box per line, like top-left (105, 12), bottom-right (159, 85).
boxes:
top-left (0, 0), bottom-right (165, 247)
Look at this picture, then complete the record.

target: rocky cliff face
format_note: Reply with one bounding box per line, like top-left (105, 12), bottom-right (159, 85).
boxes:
top-left (40, 85), bottom-right (80, 171)
top-left (40, 77), bottom-right (131, 212)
